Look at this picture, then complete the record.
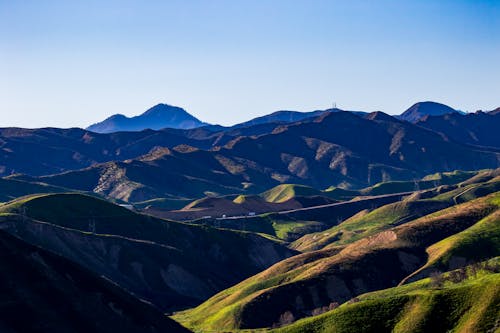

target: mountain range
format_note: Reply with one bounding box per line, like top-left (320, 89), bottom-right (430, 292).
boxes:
top-left (0, 99), bottom-right (499, 333)
top-left (4, 109), bottom-right (499, 204)
top-left (85, 101), bottom-right (467, 134)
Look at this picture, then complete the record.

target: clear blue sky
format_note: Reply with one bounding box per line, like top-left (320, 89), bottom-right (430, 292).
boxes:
top-left (1, 0), bottom-right (499, 128)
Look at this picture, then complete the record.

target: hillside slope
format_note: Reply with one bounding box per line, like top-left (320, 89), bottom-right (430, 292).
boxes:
top-left (292, 175), bottom-right (500, 252)
top-left (416, 111), bottom-right (500, 148)
top-left (0, 193), bottom-right (295, 311)
top-left (153, 170), bottom-right (487, 223)
top-left (26, 112), bottom-right (500, 202)
top-left (0, 127), bottom-right (220, 176)
top-left (0, 229), bottom-right (190, 333)
top-left (274, 262), bottom-right (500, 333)
top-left (175, 191), bottom-right (500, 330)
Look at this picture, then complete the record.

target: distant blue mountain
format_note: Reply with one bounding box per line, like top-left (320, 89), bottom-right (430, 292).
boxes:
top-left (232, 108), bottom-right (367, 128)
top-left (87, 101), bottom-right (462, 134)
top-left (87, 104), bottom-right (206, 133)
top-left (232, 110), bottom-right (328, 128)
top-left (398, 101), bottom-right (461, 123)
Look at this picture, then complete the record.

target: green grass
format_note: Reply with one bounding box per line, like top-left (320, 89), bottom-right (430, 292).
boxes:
top-left (0, 193), bottom-right (280, 250)
top-left (189, 214), bottom-right (328, 242)
top-left (292, 179), bottom-right (500, 252)
top-left (0, 193), bottom-right (294, 274)
top-left (430, 179), bottom-right (500, 204)
top-left (176, 190), bottom-right (500, 331)
top-left (160, 171), bottom-right (496, 245)
top-left (291, 198), bottom-right (450, 252)
top-left (271, 220), bottom-right (324, 240)
top-left (0, 193), bottom-right (133, 225)
top-left (261, 184), bottom-right (325, 203)
top-left (257, 170), bottom-right (483, 207)
top-left (431, 209), bottom-right (500, 268)
top-left (422, 169), bottom-right (480, 183)
top-left (172, 251), bottom-right (325, 331)
top-left (356, 170), bottom-right (480, 197)
top-left (274, 268), bottom-right (500, 333)
top-left (400, 199), bottom-right (500, 284)
top-left (0, 193), bottom-right (297, 313)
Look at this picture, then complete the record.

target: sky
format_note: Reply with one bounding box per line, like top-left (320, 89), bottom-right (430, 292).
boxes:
top-left (1, 0), bottom-right (499, 128)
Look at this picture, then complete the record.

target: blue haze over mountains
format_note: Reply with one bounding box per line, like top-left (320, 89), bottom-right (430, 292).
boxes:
top-left (87, 104), bottom-right (207, 133)
top-left (87, 101), bottom-right (468, 133)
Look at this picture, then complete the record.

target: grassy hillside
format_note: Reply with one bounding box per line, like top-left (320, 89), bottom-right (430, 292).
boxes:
top-left (260, 170), bottom-right (482, 204)
top-left (422, 169), bottom-right (483, 184)
top-left (149, 171), bottom-right (490, 241)
top-left (262, 184), bottom-right (326, 203)
top-left (175, 192), bottom-right (500, 330)
top-left (0, 177), bottom-right (69, 202)
top-left (291, 199), bottom-right (450, 252)
top-left (0, 193), bottom-right (295, 311)
top-left (356, 170), bottom-right (485, 197)
top-left (186, 191), bottom-right (409, 241)
top-left (401, 205), bottom-right (500, 284)
top-left (274, 262), bottom-right (500, 333)
top-left (429, 177), bottom-right (500, 204)
top-left (292, 178), bottom-right (500, 252)
top-left (0, 229), bottom-right (190, 333)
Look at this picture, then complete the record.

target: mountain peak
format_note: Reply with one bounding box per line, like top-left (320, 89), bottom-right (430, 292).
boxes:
top-left (106, 114), bottom-right (127, 121)
top-left (87, 104), bottom-right (206, 133)
top-left (399, 101), bottom-right (458, 123)
top-left (142, 103), bottom-right (185, 116)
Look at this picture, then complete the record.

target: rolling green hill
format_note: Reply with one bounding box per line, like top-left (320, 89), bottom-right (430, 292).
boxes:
top-left (155, 169), bottom-right (488, 225)
top-left (0, 229), bottom-right (190, 333)
top-left (0, 193), bottom-right (295, 311)
top-left (356, 169), bottom-right (486, 197)
top-left (261, 184), bottom-right (327, 203)
top-left (175, 191), bottom-right (500, 330)
top-left (274, 261), bottom-right (500, 333)
top-left (1, 107), bottom-right (500, 332)
top-left (401, 208), bottom-right (500, 285)
top-left (292, 177), bottom-right (500, 252)
top-left (291, 199), bottom-right (450, 252)
top-left (186, 191), bottom-right (410, 241)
